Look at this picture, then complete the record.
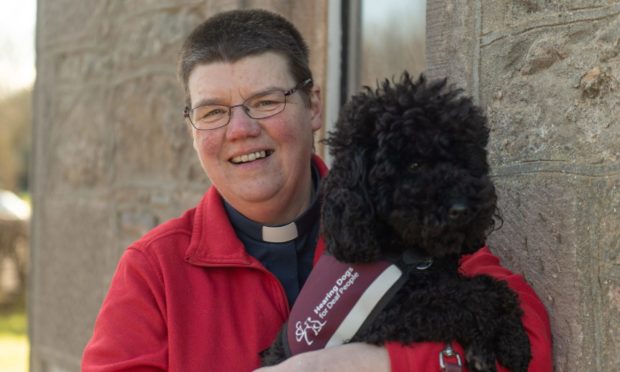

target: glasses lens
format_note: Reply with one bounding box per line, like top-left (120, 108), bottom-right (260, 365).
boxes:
top-left (191, 105), bottom-right (229, 129)
top-left (245, 90), bottom-right (286, 119)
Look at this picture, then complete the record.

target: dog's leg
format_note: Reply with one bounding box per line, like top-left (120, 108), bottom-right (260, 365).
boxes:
top-left (260, 328), bottom-right (288, 366)
top-left (464, 340), bottom-right (498, 372)
top-left (493, 311), bottom-right (532, 372)
top-left (463, 275), bottom-right (531, 372)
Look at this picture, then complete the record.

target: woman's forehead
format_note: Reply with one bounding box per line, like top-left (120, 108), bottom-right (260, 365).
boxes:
top-left (187, 52), bottom-right (294, 104)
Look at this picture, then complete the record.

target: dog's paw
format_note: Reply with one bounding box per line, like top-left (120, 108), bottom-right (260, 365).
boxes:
top-left (465, 346), bottom-right (497, 372)
top-left (495, 327), bottom-right (532, 372)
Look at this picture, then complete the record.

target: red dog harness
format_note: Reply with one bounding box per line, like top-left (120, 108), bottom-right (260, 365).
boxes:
top-left (284, 251), bottom-right (434, 353)
top-left (281, 252), bottom-right (462, 371)
top-left (285, 254), bottom-right (406, 354)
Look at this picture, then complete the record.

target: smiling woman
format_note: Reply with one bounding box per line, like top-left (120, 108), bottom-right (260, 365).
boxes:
top-left (187, 53), bottom-right (322, 226)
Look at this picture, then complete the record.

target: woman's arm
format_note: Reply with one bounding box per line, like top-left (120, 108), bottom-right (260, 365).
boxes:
top-left (82, 248), bottom-right (168, 372)
top-left (254, 343), bottom-right (390, 372)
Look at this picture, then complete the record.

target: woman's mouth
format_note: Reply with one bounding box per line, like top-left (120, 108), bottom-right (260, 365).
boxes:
top-left (230, 150), bottom-right (273, 164)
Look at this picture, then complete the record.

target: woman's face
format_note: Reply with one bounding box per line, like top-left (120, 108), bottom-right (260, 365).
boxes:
top-left (187, 52), bottom-right (322, 225)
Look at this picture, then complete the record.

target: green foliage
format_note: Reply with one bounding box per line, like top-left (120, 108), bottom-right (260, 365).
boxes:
top-left (0, 88), bottom-right (32, 193)
top-left (0, 310), bottom-right (27, 336)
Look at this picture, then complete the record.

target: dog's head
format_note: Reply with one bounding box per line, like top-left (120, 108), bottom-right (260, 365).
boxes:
top-left (321, 73), bottom-right (499, 263)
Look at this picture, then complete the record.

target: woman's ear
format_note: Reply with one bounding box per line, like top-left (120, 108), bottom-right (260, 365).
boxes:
top-left (192, 135), bottom-right (198, 151)
top-left (309, 85), bottom-right (322, 132)
top-left (320, 150), bottom-right (382, 263)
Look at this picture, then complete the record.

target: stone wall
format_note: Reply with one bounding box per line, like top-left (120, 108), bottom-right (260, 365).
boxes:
top-left (30, 1), bottom-right (327, 371)
top-left (428, 1), bottom-right (620, 370)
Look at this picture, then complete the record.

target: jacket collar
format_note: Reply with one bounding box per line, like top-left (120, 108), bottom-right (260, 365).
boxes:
top-left (185, 155), bottom-right (329, 268)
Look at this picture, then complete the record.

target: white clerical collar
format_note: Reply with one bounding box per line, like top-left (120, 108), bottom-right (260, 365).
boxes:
top-left (224, 195), bottom-right (320, 243)
top-left (262, 223), bottom-right (300, 243)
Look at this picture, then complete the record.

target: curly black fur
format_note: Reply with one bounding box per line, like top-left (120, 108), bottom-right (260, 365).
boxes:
top-left (262, 73), bottom-right (531, 371)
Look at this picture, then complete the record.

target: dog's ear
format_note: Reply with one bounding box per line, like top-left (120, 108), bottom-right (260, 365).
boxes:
top-left (320, 149), bottom-right (384, 263)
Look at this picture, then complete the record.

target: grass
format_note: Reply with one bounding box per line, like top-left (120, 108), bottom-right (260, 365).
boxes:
top-left (0, 306), bottom-right (29, 372)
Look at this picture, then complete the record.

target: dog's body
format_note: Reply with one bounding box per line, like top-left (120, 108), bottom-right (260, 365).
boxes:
top-left (262, 74), bottom-right (531, 371)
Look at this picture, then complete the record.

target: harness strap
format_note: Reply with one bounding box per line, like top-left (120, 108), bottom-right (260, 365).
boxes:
top-left (284, 250), bottom-right (432, 356)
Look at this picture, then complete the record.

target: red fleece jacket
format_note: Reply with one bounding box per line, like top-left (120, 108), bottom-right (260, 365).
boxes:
top-left (82, 157), bottom-right (552, 372)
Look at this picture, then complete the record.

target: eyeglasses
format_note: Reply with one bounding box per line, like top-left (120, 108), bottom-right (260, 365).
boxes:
top-left (184, 78), bottom-right (312, 130)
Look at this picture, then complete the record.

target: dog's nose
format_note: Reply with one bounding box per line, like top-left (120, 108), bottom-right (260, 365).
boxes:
top-left (448, 202), bottom-right (469, 221)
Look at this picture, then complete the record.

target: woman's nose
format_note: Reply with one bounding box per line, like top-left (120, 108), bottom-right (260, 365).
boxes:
top-left (225, 106), bottom-right (261, 140)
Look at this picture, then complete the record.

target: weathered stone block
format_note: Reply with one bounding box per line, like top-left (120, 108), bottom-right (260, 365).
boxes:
top-left (426, 0), bottom-right (478, 91)
top-left (488, 174), bottom-right (577, 371)
top-left (102, 5), bottom-right (204, 75)
top-left (36, 0), bottom-right (104, 47)
top-left (482, 0), bottom-right (620, 33)
top-left (111, 185), bottom-right (204, 259)
top-left (30, 197), bottom-right (113, 366)
top-left (489, 171), bottom-right (619, 371)
top-left (110, 75), bottom-right (197, 182)
top-left (46, 88), bottom-right (115, 191)
top-left (580, 176), bottom-right (620, 371)
top-left (480, 13), bottom-right (620, 165)
top-left (599, 277), bottom-right (620, 369)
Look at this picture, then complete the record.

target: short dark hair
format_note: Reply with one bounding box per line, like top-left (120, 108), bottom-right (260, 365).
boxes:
top-left (178, 9), bottom-right (314, 106)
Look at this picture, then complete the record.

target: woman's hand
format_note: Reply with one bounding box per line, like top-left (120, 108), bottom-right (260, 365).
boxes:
top-left (254, 343), bottom-right (390, 372)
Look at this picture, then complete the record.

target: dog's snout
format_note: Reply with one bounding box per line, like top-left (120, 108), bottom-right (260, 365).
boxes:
top-left (448, 202), bottom-right (469, 221)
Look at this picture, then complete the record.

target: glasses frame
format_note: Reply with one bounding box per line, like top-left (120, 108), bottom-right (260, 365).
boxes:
top-left (184, 78), bottom-right (312, 131)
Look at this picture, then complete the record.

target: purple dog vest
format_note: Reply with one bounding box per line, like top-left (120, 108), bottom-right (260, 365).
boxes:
top-left (284, 254), bottom-right (410, 355)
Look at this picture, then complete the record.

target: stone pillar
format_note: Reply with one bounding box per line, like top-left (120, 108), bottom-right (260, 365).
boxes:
top-left (30, 1), bottom-right (327, 371)
top-left (428, 1), bottom-right (620, 370)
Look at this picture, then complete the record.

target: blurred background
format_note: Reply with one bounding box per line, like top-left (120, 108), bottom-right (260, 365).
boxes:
top-left (0, 1), bottom-right (36, 371)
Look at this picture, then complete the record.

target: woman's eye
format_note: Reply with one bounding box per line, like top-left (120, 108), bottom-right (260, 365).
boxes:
top-left (200, 107), bottom-right (226, 119)
top-left (256, 100), bottom-right (278, 107)
top-left (248, 91), bottom-right (284, 111)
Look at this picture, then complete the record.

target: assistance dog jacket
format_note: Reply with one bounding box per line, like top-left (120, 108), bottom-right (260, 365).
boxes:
top-left (82, 156), bottom-right (553, 372)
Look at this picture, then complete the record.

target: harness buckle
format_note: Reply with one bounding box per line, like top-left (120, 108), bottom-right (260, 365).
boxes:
top-left (439, 343), bottom-right (462, 372)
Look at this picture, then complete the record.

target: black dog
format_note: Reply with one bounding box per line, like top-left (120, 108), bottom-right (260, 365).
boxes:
top-left (263, 74), bottom-right (531, 371)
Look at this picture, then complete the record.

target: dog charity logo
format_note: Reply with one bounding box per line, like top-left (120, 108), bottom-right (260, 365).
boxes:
top-left (286, 254), bottom-right (403, 355)
top-left (295, 317), bottom-right (326, 346)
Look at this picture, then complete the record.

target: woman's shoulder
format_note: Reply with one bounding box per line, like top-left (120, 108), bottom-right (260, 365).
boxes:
top-left (126, 207), bottom-right (198, 260)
